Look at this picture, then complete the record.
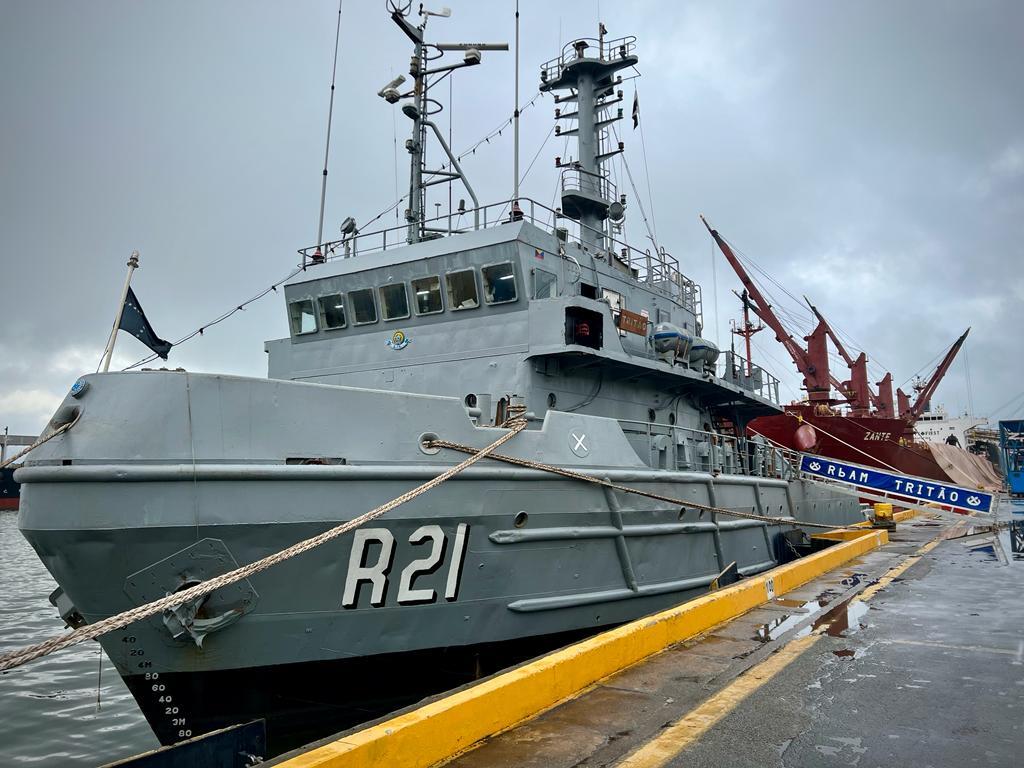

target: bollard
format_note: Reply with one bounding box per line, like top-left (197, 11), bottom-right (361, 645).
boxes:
top-left (872, 502), bottom-right (896, 530)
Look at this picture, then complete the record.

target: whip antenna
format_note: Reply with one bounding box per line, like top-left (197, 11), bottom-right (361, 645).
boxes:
top-left (513, 0), bottom-right (520, 203)
top-left (313, 0), bottom-right (345, 266)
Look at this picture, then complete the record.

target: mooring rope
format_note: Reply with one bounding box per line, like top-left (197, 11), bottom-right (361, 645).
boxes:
top-left (0, 417), bottom-right (79, 471)
top-left (0, 418), bottom-right (526, 673)
top-left (426, 438), bottom-right (854, 530)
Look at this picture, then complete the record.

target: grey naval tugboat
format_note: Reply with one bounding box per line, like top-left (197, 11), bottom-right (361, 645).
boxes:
top-left (16, 6), bottom-right (863, 757)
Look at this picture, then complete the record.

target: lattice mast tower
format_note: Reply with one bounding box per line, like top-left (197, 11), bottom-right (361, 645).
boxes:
top-left (540, 26), bottom-right (636, 253)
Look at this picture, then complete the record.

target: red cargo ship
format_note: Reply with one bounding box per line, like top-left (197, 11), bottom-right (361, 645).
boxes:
top-left (701, 217), bottom-right (994, 488)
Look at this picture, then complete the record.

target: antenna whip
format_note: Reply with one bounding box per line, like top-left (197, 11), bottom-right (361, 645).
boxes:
top-left (513, 0), bottom-right (520, 203)
top-left (313, 0), bottom-right (345, 265)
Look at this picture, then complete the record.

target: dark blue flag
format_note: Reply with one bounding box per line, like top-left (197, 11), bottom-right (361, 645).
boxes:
top-left (120, 287), bottom-right (172, 359)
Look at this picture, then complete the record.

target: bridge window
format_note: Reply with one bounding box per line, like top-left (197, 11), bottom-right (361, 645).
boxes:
top-left (483, 262), bottom-right (518, 304)
top-left (379, 283), bottom-right (410, 321)
top-left (350, 288), bottom-right (378, 325)
top-left (412, 276), bottom-right (444, 315)
top-left (533, 268), bottom-right (556, 299)
top-left (318, 293), bottom-right (346, 329)
top-left (446, 269), bottom-right (479, 310)
top-left (288, 299), bottom-right (317, 335)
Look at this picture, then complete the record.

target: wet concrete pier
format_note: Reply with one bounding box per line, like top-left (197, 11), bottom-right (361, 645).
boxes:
top-left (440, 512), bottom-right (1023, 768)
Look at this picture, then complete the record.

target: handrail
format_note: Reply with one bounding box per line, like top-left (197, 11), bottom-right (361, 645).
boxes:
top-left (719, 350), bottom-right (781, 404)
top-left (616, 418), bottom-right (794, 479)
top-left (297, 197), bottom-right (701, 319)
top-left (539, 35), bottom-right (637, 83)
top-left (561, 166), bottom-right (616, 201)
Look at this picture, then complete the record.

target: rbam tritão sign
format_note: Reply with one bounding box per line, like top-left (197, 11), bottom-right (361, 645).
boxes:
top-left (799, 455), bottom-right (993, 514)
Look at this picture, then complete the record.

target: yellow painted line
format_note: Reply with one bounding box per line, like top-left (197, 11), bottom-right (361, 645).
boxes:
top-left (274, 529), bottom-right (889, 768)
top-left (616, 633), bottom-right (822, 768)
top-left (612, 530), bottom-right (945, 768)
top-left (853, 537), bottom-right (940, 603)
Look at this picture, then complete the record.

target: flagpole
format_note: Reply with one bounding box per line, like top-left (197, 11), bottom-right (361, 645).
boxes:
top-left (99, 250), bottom-right (140, 373)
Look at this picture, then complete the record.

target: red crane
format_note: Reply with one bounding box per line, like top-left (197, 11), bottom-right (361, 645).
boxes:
top-left (701, 216), bottom-right (833, 403)
top-left (901, 328), bottom-right (971, 423)
top-left (803, 298), bottom-right (882, 416)
top-left (703, 215), bottom-right (969, 426)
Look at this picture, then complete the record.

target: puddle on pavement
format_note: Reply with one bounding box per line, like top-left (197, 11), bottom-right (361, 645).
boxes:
top-left (755, 575), bottom-right (869, 642)
top-left (770, 598), bottom-right (808, 608)
top-left (813, 596), bottom-right (871, 637)
top-left (750, 564), bottom-right (895, 645)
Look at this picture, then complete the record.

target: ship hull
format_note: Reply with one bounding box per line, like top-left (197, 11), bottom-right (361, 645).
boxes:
top-left (121, 625), bottom-right (609, 754)
top-left (750, 406), bottom-right (953, 481)
top-left (1, 467), bottom-right (19, 511)
top-left (17, 372), bottom-right (864, 755)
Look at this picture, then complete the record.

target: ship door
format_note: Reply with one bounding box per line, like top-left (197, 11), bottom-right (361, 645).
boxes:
top-left (565, 307), bottom-right (603, 349)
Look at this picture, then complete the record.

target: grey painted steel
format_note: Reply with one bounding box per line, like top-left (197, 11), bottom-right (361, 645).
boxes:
top-left (15, 26), bottom-right (865, 749)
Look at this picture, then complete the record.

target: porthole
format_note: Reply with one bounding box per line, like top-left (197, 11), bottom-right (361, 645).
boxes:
top-left (514, 511), bottom-right (529, 528)
top-left (648, 408), bottom-right (656, 422)
top-left (669, 412), bottom-right (676, 425)
top-left (547, 392), bottom-right (557, 408)
top-left (464, 394), bottom-right (478, 408)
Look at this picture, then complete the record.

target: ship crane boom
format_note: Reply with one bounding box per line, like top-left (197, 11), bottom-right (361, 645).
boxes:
top-left (803, 297), bottom-right (883, 415)
top-left (701, 216), bottom-right (832, 403)
top-left (903, 328), bottom-right (971, 424)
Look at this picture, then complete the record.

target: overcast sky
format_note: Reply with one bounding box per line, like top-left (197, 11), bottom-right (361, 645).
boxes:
top-left (2, 1), bottom-right (1022, 436)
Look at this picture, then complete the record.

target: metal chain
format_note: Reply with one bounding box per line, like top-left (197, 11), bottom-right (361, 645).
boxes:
top-left (0, 419), bottom-right (527, 673)
top-left (426, 438), bottom-right (854, 530)
top-left (0, 417), bottom-right (79, 471)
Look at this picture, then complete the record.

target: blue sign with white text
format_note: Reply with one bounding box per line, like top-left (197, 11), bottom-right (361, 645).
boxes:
top-left (799, 455), bottom-right (993, 513)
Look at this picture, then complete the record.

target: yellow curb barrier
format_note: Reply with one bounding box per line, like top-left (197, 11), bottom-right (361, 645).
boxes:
top-left (813, 529), bottom-right (874, 542)
top-left (275, 528), bottom-right (889, 768)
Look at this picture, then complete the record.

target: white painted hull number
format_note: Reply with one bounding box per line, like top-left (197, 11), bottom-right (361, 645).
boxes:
top-left (342, 523), bottom-right (470, 608)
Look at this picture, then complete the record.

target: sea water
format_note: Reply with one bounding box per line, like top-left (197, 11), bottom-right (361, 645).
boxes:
top-left (0, 512), bottom-right (159, 766)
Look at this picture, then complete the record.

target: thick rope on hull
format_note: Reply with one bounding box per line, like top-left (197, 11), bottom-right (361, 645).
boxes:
top-left (0, 419), bottom-right (526, 672)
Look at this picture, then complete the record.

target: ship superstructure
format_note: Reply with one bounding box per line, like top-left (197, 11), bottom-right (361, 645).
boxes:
top-left (16, 7), bottom-right (863, 756)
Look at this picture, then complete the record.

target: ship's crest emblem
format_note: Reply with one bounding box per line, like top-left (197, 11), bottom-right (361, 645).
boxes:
top-left (966, 495), bottom-right (981, 507)
top-left (808, 461), bottom-right (821, 471)
top-left (386, 330), bottom-right (411, 350)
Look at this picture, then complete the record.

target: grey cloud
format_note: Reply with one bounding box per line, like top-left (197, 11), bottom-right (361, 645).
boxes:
top-left (1, 0), bottom-right (1021, 435)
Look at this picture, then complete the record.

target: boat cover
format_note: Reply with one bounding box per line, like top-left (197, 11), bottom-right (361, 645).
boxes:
top-left (924, 442), bottom-right (1004, 492)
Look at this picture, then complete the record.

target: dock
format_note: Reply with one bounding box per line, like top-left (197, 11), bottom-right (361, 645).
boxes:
top-left (266, 508), bottom-right (1023, 768)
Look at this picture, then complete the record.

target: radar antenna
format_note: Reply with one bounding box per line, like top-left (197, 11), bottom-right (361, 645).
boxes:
top-left (383, 3), bottom-right (508, 244)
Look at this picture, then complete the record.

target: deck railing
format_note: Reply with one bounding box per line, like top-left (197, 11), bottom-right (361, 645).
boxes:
top-left (298, 197), bottom-right (702, 320)
top-left (617, 419), bottom-right (795, 479)
top-left (539, 35), bottom-right (638, 83)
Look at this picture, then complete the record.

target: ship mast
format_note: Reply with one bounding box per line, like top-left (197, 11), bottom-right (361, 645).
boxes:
top-left (385, 4), bottom-right (507, 244)
top-left (540, 27), bottom-right (633, 253)
top-left (731, 289), bottom-right (763, 376)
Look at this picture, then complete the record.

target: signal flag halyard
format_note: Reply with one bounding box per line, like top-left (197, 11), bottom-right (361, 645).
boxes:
top-left (119, 287), bottom-right (172, 360)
